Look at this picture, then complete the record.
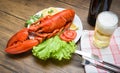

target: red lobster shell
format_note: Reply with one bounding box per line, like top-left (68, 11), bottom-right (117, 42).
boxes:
top-left (5, 9), bottom-right (75, 54)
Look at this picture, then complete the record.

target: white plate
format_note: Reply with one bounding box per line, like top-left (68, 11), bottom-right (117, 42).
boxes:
top-left (35, 7), bottom-right (83, 43)
top-left (73, 13), bottom-right (83, 43)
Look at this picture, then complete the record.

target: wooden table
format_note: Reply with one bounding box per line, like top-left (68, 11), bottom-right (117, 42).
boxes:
top-left (0, 0), bottom-right (120, 73)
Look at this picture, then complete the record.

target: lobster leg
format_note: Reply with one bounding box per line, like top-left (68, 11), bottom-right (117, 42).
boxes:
top-left (47, 21), bottom-right (72, 39)
top-left (5, 40), bottom-right (39, 54)
top-left (47, 29), bottom-right (60, 39)
top-left (35, 32), bottom-right (50, 38)
top-left (64, 22), bottom-right (72, 30)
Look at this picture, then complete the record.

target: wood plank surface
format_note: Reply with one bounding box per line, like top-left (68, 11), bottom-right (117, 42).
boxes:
top-left (0, 0), bottom-right (120, 73)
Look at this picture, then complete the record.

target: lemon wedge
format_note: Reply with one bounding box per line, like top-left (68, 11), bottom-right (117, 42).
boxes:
top-left (70, 23), bottom-right (79, 30)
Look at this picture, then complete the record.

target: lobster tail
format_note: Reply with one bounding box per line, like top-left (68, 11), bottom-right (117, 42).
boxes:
top-left (55, 9), bottom-right (75, 22)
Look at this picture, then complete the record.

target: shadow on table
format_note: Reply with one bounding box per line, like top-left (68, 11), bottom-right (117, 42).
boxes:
top-left (5, 50), bottom-right (84, 68)
top-left (32, 54), bottom-right (83, 68)
top-left (33, 56), bottom-right (71, 67)
top-left (5, 50), bottom-right (32, 59)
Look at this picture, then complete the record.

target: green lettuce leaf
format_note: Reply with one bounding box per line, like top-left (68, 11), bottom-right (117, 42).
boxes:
top-left (32, 36), bottom-right (76, 60)
top-left (25, 14), bottom-right (43, 27)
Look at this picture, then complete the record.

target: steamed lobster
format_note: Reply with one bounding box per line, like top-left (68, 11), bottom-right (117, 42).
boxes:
top-left (5, 9), bottom-right (75, 54)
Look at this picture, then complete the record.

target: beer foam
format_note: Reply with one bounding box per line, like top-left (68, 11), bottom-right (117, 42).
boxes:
top-left (96, 11), bottom-right (118, 35)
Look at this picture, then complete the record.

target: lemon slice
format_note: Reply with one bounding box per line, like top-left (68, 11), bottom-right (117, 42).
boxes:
top-left (70, 23), bottom-right (79, 30)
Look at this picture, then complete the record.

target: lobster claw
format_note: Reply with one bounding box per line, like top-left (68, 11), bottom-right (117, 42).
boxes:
top-left (5, 40), bottom-right (39, 54)
top-left (5, 28), bottom-right (39, 54)
top-left (7, 28), bottom-right (29, 47)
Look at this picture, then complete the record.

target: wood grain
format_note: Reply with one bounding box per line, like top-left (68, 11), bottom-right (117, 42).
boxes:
top-left (0, 0), bottom-right (120, 73)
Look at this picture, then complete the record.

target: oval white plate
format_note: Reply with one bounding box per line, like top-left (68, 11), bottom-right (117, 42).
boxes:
top-left (35, 7), bottom-right (83, 43)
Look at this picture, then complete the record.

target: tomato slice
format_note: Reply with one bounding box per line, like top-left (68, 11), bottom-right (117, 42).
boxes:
top-left (63, 30), bottom-right (77, 39)
top-left (60, 30), bottom-right (77, 42)
top-left (60, 34), bottom-right (72, 42)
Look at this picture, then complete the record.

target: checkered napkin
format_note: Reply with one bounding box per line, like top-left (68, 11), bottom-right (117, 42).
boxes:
top-left (81, 27), bottom-right (120, 73)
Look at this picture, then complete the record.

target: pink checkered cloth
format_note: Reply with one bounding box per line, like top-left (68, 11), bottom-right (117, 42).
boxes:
top-left (81, 27), bottom-right (120, 73)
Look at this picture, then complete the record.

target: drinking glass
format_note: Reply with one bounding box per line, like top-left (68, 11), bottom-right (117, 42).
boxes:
top-left (93, 11), bottom-right (118, 48)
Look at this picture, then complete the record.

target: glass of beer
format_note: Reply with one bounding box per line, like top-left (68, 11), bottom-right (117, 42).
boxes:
top-left (93, 11), bottom-right (118, 48)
